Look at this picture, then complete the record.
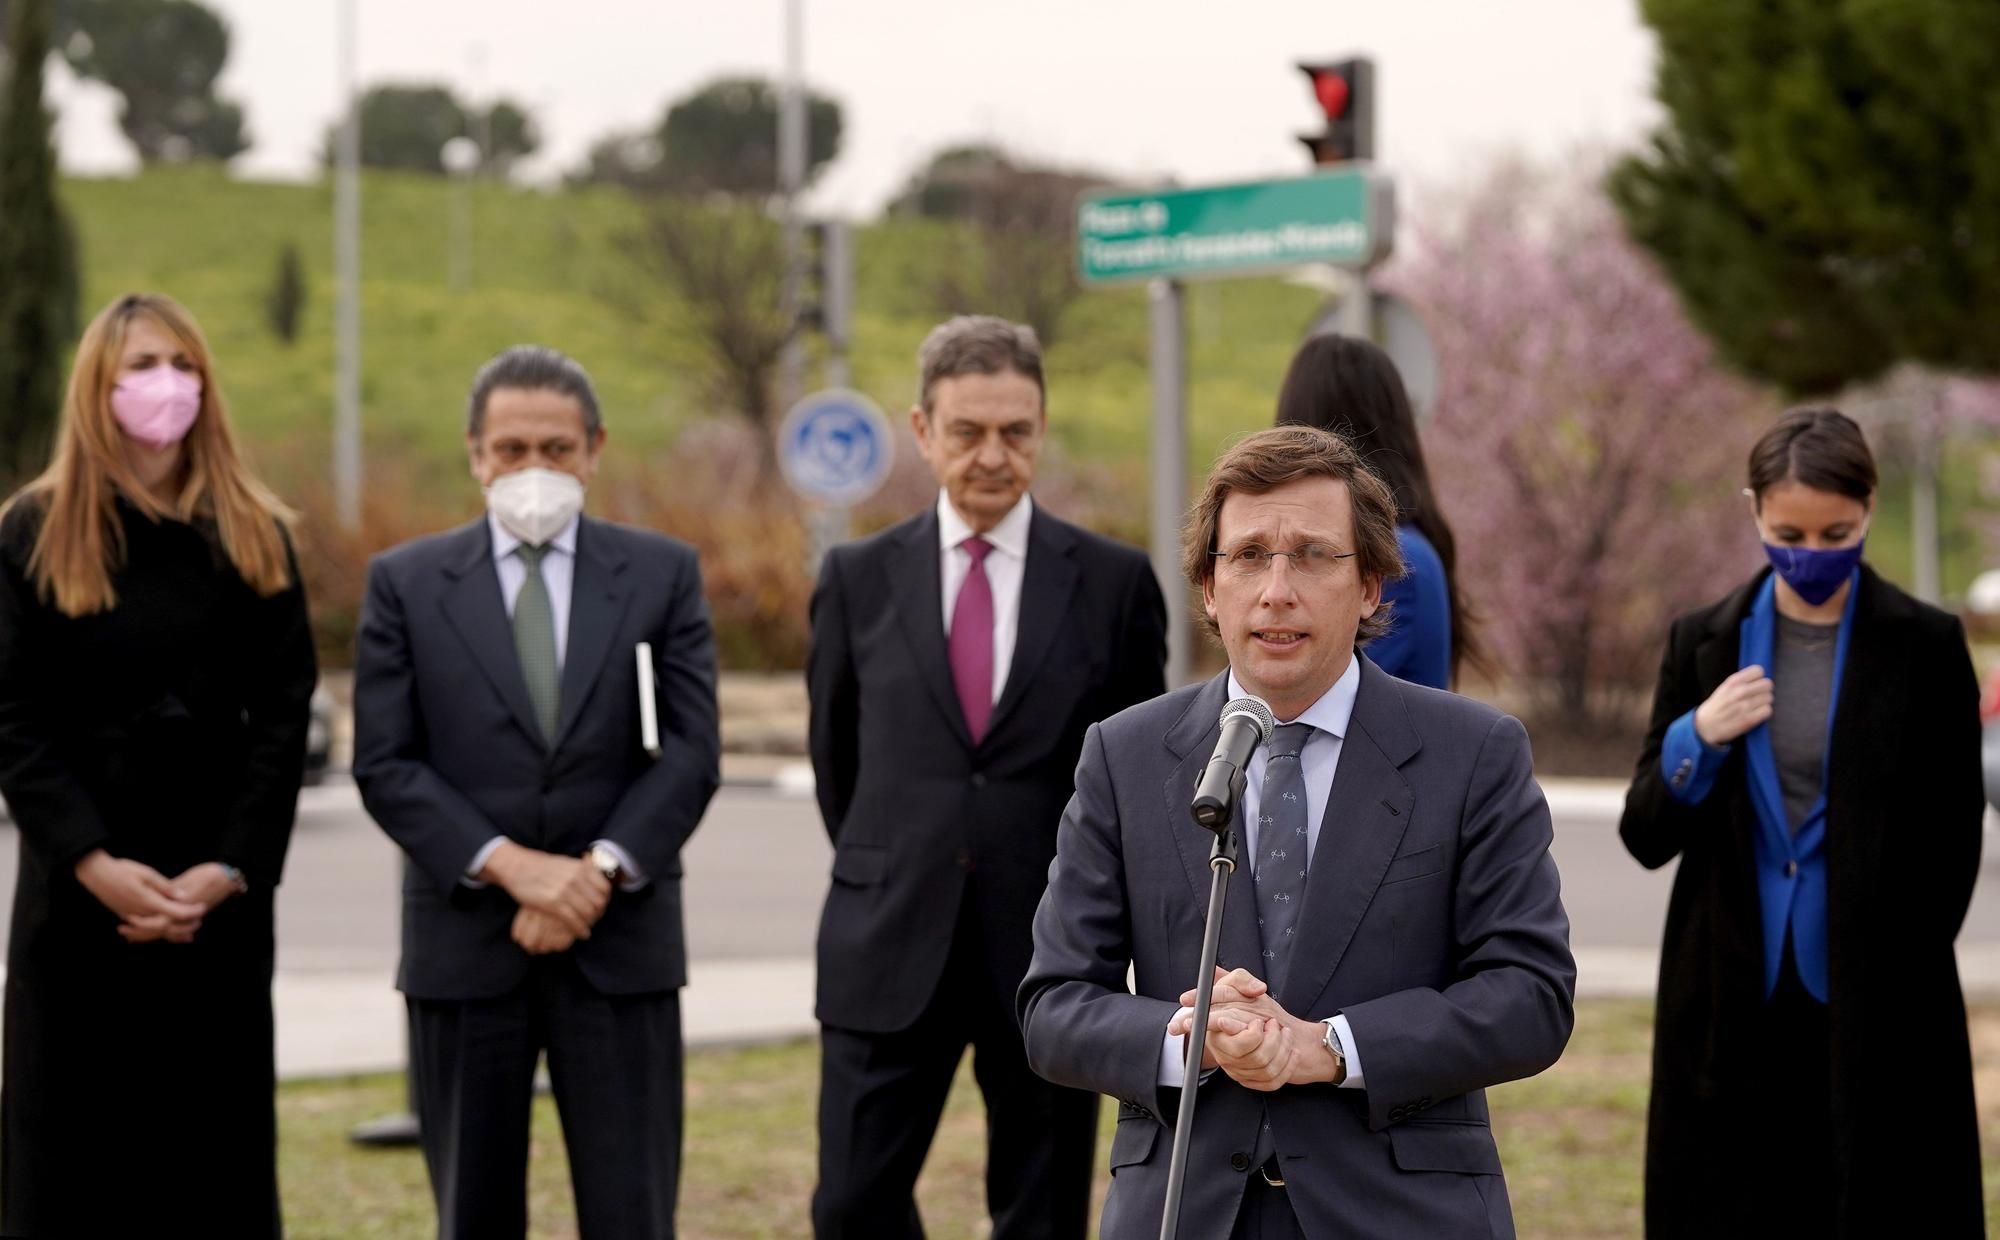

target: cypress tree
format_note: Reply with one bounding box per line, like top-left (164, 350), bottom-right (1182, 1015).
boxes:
top-left (266, 241), bottom-right (304, 344)
top-left (1612, 0), bottom-right (2000, 395)
top-left (0, 0), bottom-right (80, 488)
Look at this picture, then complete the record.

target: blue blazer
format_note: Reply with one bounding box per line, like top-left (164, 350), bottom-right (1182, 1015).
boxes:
top-left (1368, 523), bottom-right (1452, 690)
top-left (1659, 571), bottom-right (1857, 1000)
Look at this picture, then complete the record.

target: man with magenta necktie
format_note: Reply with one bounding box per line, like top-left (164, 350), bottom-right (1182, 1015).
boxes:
top-left (807, 316), bottom-right (1169, 1239)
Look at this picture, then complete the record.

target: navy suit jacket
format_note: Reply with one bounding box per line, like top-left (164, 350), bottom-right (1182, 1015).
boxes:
top-left (353, 515), bottom-right (720, 1001)
top-left (1019, 659), bottom-right (1574, 1239)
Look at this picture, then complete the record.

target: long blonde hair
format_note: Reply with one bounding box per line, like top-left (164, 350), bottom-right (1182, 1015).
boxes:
top-left (3, 293), bottom-right (294, 616)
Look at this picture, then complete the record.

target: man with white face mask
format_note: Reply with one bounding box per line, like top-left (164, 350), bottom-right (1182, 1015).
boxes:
top-left (353, 345), bottom-right (720, 1240)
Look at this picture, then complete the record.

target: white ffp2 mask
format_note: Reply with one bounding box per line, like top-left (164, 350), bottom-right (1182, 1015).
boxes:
top-left (486, 467), bottom-right (584, 546)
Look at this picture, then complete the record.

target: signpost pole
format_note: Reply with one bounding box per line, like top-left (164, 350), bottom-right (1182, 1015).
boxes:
top-left (1335, 269), bottom-right (1374, 340)
top-left (1149, 279), bottom-right (1190, 688)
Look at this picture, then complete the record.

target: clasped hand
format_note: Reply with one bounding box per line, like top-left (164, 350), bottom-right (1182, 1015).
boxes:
top-left (1165, 967), bottom-right (1343, 1092)
top-left (74, 851), bottom-right (239, 944)
top-left (480, 843), bottom-right (612, 956)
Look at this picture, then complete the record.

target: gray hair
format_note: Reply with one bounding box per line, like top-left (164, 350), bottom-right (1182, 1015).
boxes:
top-left (915, 315), bottom-right (1045, 416)
top-left (466, 345), bottom-right (603, 438)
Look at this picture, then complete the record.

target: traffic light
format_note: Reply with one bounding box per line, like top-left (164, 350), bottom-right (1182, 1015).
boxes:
top-left (1298, 58), bottom-right (1374, 166)
top-left (798, 219), bottom-right (852, 348)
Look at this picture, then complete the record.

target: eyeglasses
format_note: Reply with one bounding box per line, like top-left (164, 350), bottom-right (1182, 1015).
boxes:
top-left (1211, 542), bottom-right (1356, 579)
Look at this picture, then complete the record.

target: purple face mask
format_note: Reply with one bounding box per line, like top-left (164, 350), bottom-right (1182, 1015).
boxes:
top-left (1763, 538), bottom-right (1864, 606)
top-left (111, 366), bottom-right (202, 449)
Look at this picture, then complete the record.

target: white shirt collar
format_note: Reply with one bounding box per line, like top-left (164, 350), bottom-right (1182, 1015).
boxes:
top-left (1227, 652), bottom-right (1361, 739)
top-left (487, 512), bottom-right (580, 561)
top-left (936, 490), bottom-right (1033, 560)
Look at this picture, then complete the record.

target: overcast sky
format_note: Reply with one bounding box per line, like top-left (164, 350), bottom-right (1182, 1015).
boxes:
top-left (47, 0), bottom-right (1662, 213)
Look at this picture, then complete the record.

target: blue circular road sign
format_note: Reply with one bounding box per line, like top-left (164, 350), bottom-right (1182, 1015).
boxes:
top-left (778, 389), bottom-right (895, 506)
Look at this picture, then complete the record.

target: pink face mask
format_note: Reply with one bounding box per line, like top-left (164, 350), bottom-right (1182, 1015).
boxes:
top-left (110, 366), bottom-right (202, 449)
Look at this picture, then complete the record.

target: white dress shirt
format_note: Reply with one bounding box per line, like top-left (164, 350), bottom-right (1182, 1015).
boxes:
top-left (1160, 656), bottom-right (1368, 1090)
top-left (937, 490), bottom-right (1031, 706)
top-left (489, 512), bottom-right (577, 665)
top-left (467, 511), bottom-right (643, 888)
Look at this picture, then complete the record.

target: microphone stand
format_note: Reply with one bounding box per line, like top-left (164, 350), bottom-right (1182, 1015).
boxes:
top-left (1158, 804), bottom-right (1241, 1240)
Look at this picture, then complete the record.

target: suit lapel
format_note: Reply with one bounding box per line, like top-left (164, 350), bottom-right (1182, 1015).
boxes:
top-left (889, 510), bottom-right (975, 749)
top-left (985, 508), bottom-right (1080, 743)
top-left (437, 518), bottom-right (546, 748)
top-left (1162, 674), bottom-right (1265, 977)
top-left (552, 518), bottom-right (632, 753)
top-left (1695, 571), bottom-right (1764, 694)
top-left (1282, 658), bottom-right (1419, 1013)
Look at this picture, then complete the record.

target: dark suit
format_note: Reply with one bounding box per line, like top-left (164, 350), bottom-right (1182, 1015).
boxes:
top-left (1019, 660), bottom-right (1574, 1239)
top-left (354, 515), bottom-right (720, 1239)
top-left (808, 501), bottom-right (1167, 1237)
top-left (1620, 565), bottom-right (1983, 1237)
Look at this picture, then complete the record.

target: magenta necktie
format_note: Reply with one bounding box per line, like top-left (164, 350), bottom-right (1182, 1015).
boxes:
top-left (949, 536), bottom-right (995, 743)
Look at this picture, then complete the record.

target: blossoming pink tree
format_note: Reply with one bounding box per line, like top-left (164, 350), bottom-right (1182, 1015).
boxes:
top-left (1382, 165), bottom-right (1776, 722)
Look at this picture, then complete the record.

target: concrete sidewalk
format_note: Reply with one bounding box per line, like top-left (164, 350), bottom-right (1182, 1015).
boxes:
top-left (263, 942), bottom-right (2000, 1081)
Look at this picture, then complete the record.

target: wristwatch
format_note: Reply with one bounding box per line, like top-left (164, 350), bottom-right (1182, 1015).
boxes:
top-left (1321, 1018), bottom-right (1348, 1084)
top-left (588, 845), bottom-right (623, 885)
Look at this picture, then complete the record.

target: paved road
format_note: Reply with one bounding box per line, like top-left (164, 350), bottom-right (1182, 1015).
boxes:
top-left (6, 777), bottom-right (2000, 1076)
top-left (7, 776), bottom-right (1998, 970)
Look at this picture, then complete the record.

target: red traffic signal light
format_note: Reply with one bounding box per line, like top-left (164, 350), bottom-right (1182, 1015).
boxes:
top-left (1298, 58), bottom-right (1374, 166)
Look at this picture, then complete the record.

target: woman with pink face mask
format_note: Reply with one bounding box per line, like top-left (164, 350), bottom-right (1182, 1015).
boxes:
top-left (0, 293), bottom-right (314, 1236)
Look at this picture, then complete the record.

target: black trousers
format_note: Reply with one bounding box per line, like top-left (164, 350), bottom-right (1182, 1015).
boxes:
top-left (408, 957), bottom-right (683, 1240)
top-left (813, 896), bottom-right (1099, 1239)
top-left (1229, 1173), bottom-right (1307, 1240)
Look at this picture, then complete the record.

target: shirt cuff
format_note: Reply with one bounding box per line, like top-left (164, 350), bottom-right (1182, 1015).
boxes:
top-left (461, 836), bottom-right (506, 889)
top-left (590, 839), bottom-right (649, 892)
top-left (1661, 709), bottom-right (1730, 805)
top-left (1328, 1014), bottom-right (1365, 1089)
top-left (1159, 1012), bottom-right (1219, 1089)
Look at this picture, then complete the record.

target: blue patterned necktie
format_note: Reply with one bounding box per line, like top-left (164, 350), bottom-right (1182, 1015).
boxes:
top-left (1253, 723), bottom-right (1314, 985)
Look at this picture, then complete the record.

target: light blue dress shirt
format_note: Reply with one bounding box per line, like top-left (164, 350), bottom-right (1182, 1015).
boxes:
top-left (1160, 656), bottom-right (1368, 1090)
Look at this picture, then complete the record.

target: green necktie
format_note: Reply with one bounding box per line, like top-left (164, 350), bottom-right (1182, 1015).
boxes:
top-left (513, 543), bottom-right (561, 746)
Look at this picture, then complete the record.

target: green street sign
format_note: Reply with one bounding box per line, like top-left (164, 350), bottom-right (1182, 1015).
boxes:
top-left (1077, 168), bottom-right (1393, 285)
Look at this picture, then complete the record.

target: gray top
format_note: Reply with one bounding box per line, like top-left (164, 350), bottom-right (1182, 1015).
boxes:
top-left (1770, 614), bottom-right (1839, 832)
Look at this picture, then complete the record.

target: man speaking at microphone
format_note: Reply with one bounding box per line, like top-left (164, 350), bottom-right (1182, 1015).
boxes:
top-left (1020, 426), bottom-right (1574, 1239)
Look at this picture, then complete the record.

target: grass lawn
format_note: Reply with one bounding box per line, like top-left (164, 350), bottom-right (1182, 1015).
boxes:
top-left (274, 999), bottom-right (2000, 1238)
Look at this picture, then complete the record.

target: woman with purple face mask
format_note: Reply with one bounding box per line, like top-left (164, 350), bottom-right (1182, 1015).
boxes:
top-left (1617, 408), bottom-right (1982, 1237)
top-left (0, 294), bottom-right (314, 1236)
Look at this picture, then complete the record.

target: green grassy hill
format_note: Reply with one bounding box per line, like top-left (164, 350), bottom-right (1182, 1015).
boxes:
top-left (55, 166), bottom-right (1992, 672)
top-left (62, 166), bottom-right (1323, 509)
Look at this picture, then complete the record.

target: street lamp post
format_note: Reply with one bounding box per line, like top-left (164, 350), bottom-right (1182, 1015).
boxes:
top-left (441, 135), bottom-right (479, 292)
top-left (332, 0), bottom-right (363, 532)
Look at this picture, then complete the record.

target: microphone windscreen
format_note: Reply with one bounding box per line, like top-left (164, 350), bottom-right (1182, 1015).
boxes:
top-left (1219, 696), bottom-right (1275, 744)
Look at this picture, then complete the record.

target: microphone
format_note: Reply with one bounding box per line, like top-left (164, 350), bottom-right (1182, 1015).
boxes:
top-left (1189, 696), bottom-right (1275, 831)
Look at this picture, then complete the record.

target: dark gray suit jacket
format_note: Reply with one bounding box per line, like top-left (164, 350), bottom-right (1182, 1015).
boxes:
top-left (809, 503), bottom-right (1166, 1032)
top-left (353, 515), bottom-right (720, 1001)
top-left (1019, 659), bottom-right (1574, 1239)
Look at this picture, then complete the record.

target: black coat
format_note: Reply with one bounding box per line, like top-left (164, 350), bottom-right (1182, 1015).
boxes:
top-left (807, 504), bottom-right (1167, 1032)
top-left (352, 516), bottom-right (721, 1000)
top-left (0, 496), bottom-right (315, 1237)
top-left (1619, 565), bottom-right (1983, 1236)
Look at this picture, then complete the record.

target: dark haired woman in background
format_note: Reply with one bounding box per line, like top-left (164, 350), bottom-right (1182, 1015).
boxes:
top-left (1618, 409), bottom-right (1981, 1236)
top-left (0, 294), bottom-right (314, 1237)
top-left (1274, 333), bottom-right (1473, 689)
